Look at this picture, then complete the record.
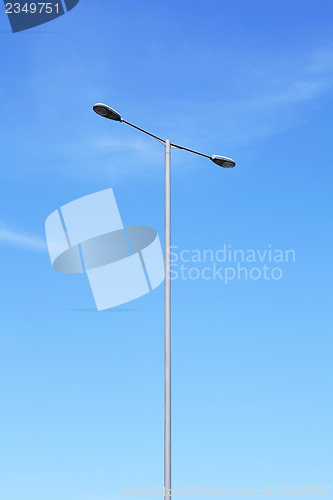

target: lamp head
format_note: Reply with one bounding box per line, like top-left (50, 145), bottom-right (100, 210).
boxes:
top-left (93, 103), bottom-right (122, 121)
top-left (211, 155), bottom-right (235, 168)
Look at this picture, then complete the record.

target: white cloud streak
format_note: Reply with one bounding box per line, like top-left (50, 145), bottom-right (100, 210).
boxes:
top-left (0, 226), bottom-right (46, 251)
top-left (244, 79), bottom-right (329, 110)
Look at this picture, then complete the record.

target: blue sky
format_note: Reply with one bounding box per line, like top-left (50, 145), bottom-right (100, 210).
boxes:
top-left (0, 1), bottom-right (333, 499)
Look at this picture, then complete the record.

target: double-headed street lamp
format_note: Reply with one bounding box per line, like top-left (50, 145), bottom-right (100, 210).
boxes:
top-left (93, 103), bottom-right (235, 500)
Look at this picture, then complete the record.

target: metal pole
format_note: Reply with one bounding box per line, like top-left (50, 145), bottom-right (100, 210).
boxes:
top-left (164, 140), bottom-right (171, 500)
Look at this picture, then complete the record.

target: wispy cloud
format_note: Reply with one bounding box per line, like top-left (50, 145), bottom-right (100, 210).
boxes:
top-left (201, 46), bottom-right (333, 150)
top-left (90, 135), bottom-right (163, 163)
top-left (92, 135), bottom-right (159, 152)
top-left (244, 78), bottom-right (329, 110)
top-left (4, 44), bottom-right (333, 181)
top-left (0, 225), bottom-right (46, 251)
top-left (307, 46), bottom-right (333, 75)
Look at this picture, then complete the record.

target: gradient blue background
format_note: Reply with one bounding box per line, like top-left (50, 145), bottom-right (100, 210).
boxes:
top-left (0, 1), bottom-right (332, 499)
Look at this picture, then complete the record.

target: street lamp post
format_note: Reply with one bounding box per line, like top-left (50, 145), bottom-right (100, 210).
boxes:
top-left (93, 103), bottom-right (235, 500)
